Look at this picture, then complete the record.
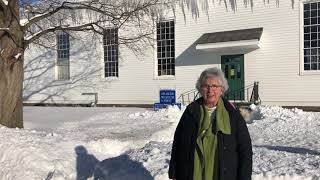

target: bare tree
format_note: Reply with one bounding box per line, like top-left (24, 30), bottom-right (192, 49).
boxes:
top-left (0, 0), bottom-right (290, 128)
top-left (0, 0), bottom-right (169, 128)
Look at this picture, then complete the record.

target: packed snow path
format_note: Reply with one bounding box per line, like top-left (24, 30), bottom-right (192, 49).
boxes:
top-left (0, 106), bottom-right (319, 180)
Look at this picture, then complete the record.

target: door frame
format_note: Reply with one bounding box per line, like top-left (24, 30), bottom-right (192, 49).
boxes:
top-left (221, 54), bottom-right (245, 100)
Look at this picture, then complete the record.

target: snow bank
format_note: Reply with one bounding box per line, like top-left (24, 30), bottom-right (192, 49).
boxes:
top-left (150, 105), bottom-right (184, 142)
top-left (0, 105), bottom-right (319, 179)
top-left (252, 174), bottom-right (319, 180)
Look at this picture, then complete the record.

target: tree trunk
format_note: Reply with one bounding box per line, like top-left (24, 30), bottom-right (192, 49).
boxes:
top-left (0, 0), bottom-right (24, 128)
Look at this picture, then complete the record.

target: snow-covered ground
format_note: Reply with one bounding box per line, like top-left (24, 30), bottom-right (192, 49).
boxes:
top-left (0, 105), bottom-right (319, 180)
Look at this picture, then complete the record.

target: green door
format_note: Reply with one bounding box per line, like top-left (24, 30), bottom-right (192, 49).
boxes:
top-left (221, 55), bottom-right (244, 100)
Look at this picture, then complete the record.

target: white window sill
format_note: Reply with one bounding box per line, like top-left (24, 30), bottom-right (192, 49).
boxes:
top-left (299, 70), bottom-right (320, 76)
top-left (103, 76), bottom-right (119, 81)
top-left (154, 75), bottom-right (176, 80)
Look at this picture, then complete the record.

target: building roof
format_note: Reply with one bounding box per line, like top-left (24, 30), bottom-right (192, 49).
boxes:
top-left (197, 28), bottom-right (263, 45)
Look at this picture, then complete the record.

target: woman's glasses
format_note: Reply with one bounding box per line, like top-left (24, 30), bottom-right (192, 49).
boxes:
top-left (201, 84), bottom-right (222, 90)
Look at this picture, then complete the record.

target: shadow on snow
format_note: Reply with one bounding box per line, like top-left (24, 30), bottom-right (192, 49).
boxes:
top-left (74, 145), bottom-right (153, 180)
top-left (254, 145), bottom-right (320, 156)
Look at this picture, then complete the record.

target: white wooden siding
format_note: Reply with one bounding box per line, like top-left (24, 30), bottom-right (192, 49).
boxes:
top-left (24, 0), bottom-right (320, 106)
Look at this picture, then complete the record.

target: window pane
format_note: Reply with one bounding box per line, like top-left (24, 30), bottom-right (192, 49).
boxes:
top-left (57, 65), bottom-right (69, 80)
top-left (56, 32), bottom-right (70, 80)
top-left (237, 64), bottom-right (241, 78)
top-left (304, 18), bottom-right (310, 25)
top-left (161, 28), bottom-right (165, 34)
top-left (304, 63), bottom-right (311, 70)
top-left (156, 20), bottom-right (175, 76)
top-left (304, 49), bottom-right (310, 56)
top-left (304, 33), bottom-right (310, 40)
top-left (304, 26), bottom-right (311, 33)
top-left (169, 21), bottom-right (174, 27)
top-left (304, 3), bottom-right (310, 11)
top-left (224, 65), bottom-right (229, 78)
top-left (304, 41), bottom-right (310, 48)
top-left (305, 11), bottom-right (310, 18)
top-left (311, 63), bottom-right (318, 70)
top-left (304, 56), bottom-right (310, 63)
top-left (104, 28), bottom-right (119, 77)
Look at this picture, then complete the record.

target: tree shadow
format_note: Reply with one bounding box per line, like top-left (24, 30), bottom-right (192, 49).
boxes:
top-left (254, 145), bottom-right (320, 156)
top-left (93, 154), bottom-right (154, 180)
top-left (23, 34), bottom-right (104, 104)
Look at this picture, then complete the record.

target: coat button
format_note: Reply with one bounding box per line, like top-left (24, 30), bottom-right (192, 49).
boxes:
top-left (223, 168), bottom-right (227, 172)
top-left (223, 146), bottom-right (227, 150)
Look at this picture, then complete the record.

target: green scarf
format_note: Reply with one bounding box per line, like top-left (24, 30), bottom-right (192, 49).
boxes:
top-left (193, 98), bottom-right (231, 180)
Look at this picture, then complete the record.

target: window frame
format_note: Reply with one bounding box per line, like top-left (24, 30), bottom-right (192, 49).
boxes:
top-left (103, 28), bottom-right (119, 78)
top-left (56, 32), bottom-right (70, 81)
top-left (300, 0), bottom-right (320, 75)
top-left (154, 19), bottom-right (175, 79)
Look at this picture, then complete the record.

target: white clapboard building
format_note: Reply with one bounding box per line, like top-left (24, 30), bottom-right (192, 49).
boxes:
top-left (23, 1), bottom-right (320, 107)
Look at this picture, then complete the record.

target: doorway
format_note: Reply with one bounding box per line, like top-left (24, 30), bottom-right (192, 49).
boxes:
top-left (221, 54), bottom-right (244, 100)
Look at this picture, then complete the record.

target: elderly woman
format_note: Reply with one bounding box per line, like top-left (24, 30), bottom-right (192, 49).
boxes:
top-left (169, 67), bottom-right (252, 180)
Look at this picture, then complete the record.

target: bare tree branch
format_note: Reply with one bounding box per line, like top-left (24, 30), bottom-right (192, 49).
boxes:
top-left (25, 21), bottom-right (106, 46)
top-left (21, 0), bottom-right (166, 52)
top-left (0, 28), bottom-right (10, 32)
top-left (22, 0), bottom-right (162, 30)
top-left (22, 1), bottom-right (115, 30)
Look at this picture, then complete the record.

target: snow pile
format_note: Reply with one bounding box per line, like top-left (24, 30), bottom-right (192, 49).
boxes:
top-left (257, 106), bottom-right (310, 121)
top-left (0, 105), bottom-right (319, 179)
top-left (0, 127), bottom-right (75, 179)
top-left (249, 106), bottom-right (319, 147)
top-left (0, 106), bottom-right (181, 179)
top-left (128, 141), bottom-right (172, 180)
top-left (252, 174), bottom-right (320, 180)
top-left (249, 104), bottom-right (263, 121)
top-left (150, 105), bottom-right (184, 142)
top-left (249, 106), bottom-right (320, 179)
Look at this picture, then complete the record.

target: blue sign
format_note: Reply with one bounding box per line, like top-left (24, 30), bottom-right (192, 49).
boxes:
top-left (154, 90), bottom-right (181, 110)
top-left (160, 90), bottom-right (176, 104)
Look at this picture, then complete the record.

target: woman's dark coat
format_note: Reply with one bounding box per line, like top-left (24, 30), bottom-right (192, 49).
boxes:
top-left (168, 98), bottom-right (252, 180)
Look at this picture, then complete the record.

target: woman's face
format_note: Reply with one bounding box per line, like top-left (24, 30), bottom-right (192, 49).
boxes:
top-left (200, 76), bottom-right (224, 107)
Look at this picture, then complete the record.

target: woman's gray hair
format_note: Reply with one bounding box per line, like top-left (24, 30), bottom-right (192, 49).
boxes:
top-left (196, 67), bottom-right (229, 94)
